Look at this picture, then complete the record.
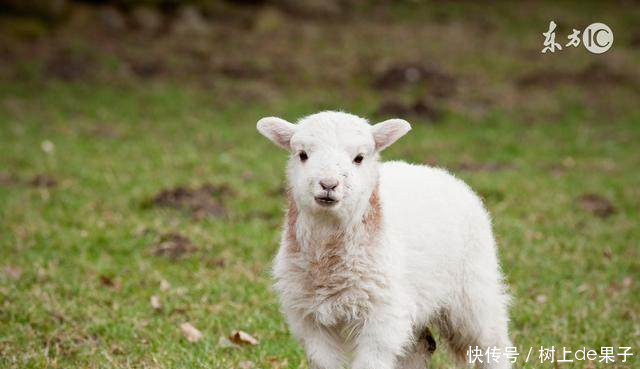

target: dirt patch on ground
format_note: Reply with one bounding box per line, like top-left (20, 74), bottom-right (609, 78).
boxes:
top-left (0, 172), bottom-right (58, 188)
top-left (149, 233), bottom-right (198, 259)
top-left (516, 62), bottom-right (634, 89)
top-left (630, 31), bottom-right (640, 48)
top-left (128, 59), bottom-right (166, 79)
top-left (87, 124), bottom-right (120, 138)
top-left (45, 49), bottom-right (97, 81)
top-left (219, 62), bottom-right (265, 80)
top-left (578, 193), bottom-right (616, 218)
top-left (0, 171), bottom-right (18, 186)
top-left (150, 183), bottom-right (230, 219)
top-left (373, 63), bottom-right (457, 97)
top-left (206, 257), bottom-right (227, 268)
top-left (28, 174), bottom-right (58, 188)
top-left (2, 2), bottom-right (638, 120)
top-left (376, 98), bottom-right (442, 122)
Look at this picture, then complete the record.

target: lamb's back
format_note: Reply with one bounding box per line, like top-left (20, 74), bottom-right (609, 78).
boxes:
top-left (378, 160), bottom-right (492, 261)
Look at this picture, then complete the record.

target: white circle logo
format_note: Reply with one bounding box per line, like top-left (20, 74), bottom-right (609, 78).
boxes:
top-left (582, 23), bottom-right (613, 54)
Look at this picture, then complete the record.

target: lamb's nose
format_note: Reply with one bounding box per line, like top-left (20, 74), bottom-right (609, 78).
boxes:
top-left (320, 178), bottom-right (339, 191)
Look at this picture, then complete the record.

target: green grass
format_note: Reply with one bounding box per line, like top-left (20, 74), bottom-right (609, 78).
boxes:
top-left (1, 2), bottom-right (639, 368)
top-left (1, 81), bottom-right (637, 369)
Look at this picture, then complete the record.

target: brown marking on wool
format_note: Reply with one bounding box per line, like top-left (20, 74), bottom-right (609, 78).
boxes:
top-left (301, 188), bottom-right (383, 297)
top-left (363, 187), bottom-right (382, 239)
top-left (285, 190), bottom-right (301, 253)
top-left (282, 187), bottom-right (385, 314)
top-left (307, 232), bottom-right (346, 290)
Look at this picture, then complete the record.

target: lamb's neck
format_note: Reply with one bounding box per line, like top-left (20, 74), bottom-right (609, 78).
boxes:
top-left (286, 188), bottom-right (382, 256)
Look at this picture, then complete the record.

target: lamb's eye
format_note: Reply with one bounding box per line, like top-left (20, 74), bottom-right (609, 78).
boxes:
top-left (353, 154), bottom-right (364, 164)
top-left (299, 151), bottom-right (308, 162)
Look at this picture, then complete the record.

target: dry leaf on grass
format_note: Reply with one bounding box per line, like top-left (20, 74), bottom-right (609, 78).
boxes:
top-left (229, 330), bottom-right (258, 345)
top-left (99, 275), bottom-right (120, 289)
top-left (267, 357), bottom-right (289, 369)
top-left (218, 335), bottom-right (239, 348)
top-left (180, 322), bottom-right (203, 342)
top-left (239, 361), bottom-right (254, 369)
top-left (576, 283), bottom-right (589, 294)
top-left (535, 294), bottom-right (547, 304)
top-left (160, 279), bottom-right (170, 291)
top-left (150, 295), bottom-right (162, 310)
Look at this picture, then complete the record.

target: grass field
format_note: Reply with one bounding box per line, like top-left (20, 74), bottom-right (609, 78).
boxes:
top-left (1, 2), bottom-right (639, 368)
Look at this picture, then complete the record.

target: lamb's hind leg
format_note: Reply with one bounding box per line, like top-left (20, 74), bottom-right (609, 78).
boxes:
top-left (396, 328), bottom-right (436, 369)
top-left (438, 283), bottom-right (512, 369)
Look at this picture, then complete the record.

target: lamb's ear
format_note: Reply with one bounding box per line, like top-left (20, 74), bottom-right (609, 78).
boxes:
top-left (257, 117), bottom-right (297, 150)
top-left (371, 119), bottom-right (411, 151)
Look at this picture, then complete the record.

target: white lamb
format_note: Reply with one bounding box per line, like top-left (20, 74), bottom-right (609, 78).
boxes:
top-left (257, 111), bottom-right (512, 369)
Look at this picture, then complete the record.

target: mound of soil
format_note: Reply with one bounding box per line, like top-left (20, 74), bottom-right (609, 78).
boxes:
top-left (373, 63), bottom-right (457, 98)
top-left (578, 193), bottom-right (616, 218)
top-left (150, 183), bottom-right (230, 219)
top-left (376, 99), bottom-right (442, 122)
top-left (28, 174), bottom-right (58, 188)
top-left (516, 62), bottom-right (633, 89)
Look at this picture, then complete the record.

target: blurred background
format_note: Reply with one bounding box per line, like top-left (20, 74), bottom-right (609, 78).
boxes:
top-left (0, 1), bottom-right (638, 368)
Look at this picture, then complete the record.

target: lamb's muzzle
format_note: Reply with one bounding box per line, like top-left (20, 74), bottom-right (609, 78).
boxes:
top-left (258, 111), bottom-right (513, 369)
top-left (315, 194), bottom-right (338, 206)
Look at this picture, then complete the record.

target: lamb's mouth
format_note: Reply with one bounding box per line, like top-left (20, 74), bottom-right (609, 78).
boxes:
top-left (314, 196), bottom-right (339, 206)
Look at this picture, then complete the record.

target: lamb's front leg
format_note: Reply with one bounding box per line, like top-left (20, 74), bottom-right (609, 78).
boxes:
top-left (351, 304), bottom-right (412, 369)
top-left (286, 311), bottom-right (344, 369)
top-left (304, 330), bottom-right (344, 369)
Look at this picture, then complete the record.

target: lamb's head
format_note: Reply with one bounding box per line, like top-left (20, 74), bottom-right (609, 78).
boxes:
top-left (257, 111), bottom-right (410, 218)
